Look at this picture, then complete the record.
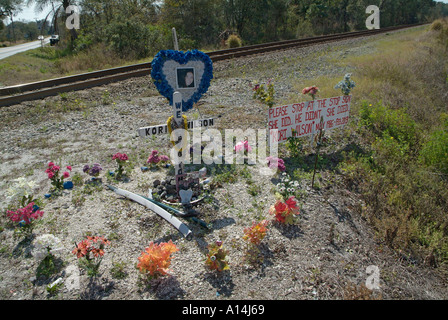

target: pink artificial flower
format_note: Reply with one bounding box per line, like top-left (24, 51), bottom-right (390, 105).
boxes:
top-left (160, 155), bottom-right (170, 162)
top-left (63, 171), bottom-right (70, 179)
top-left (112, 153), bottom-right (120, 160)
top-left (7, 202), bottom-right (43, 225)
top-left (48, 162), bottom-right (55, 167)
top-left (66, 166), bottom-right (72, 171)
top-left (112, 152), bottom-right (128, 162)
top-left (235, 140), bottom-right (252, 153)
top-left (302, 86), bottom-right (319, 97)
top-left (147, 152), bottom-right (160, 164)
top-left (52, 165), bottom-right (60, 172)
top-left (48, 172), bottom-right (55, 179)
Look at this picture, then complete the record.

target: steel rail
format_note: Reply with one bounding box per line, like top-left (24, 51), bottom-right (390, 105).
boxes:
top-left (0, 23), bottom-right (426, 107)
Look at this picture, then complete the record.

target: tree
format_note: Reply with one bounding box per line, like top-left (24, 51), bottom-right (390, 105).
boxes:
top-left (27, 0), bottom-right (78, 41)
top-left (1, 0), bottom-right (23, 42)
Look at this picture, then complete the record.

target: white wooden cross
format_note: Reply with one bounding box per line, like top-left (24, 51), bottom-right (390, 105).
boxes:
top-left (171, 91), bottom-right (186, 180)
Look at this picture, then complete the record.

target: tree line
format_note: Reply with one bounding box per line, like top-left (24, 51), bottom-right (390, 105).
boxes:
top-left (1, 0), bottom-right (448, 57)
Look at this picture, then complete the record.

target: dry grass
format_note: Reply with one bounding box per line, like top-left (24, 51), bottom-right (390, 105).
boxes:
top-left (335, 24), bottom-right (448, 270)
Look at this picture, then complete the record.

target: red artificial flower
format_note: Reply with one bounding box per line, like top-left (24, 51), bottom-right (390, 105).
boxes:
top-left (66, 166), bottom-right (72, 171)
top-left (286, 196), bottom-right (298, 211)
top-left (274, 201), bottom-right (288, 213)
top-left (63, 171), bottom-right (70, 179)
top-left (72, 241), bottom-right (88, 258)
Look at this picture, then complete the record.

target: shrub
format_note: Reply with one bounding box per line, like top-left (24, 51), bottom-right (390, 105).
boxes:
top-left (419, 127), bottom-right (448, 174)
top-left (227, 34), bottom-right (242, 48)
top-left (430, 19), bottom-right (444, 32)
top-left (359, 101), bottom-right (419, 153)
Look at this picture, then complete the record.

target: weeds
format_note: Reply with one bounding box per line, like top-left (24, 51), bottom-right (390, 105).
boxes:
top-left (339, 26), bottom-right (448, 268)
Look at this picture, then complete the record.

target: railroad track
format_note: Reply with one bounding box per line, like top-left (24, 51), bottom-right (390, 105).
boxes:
top-left (0, 23), bottom-right (426, 107)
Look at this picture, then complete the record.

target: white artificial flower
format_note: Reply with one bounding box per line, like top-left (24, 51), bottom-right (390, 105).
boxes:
top-left (32, 234), bottom-right (64, 261)
top-left (6, 177), bottom-right (36, 203)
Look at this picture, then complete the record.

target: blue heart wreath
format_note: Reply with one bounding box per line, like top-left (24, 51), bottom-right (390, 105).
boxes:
top-left (151, 49), bottom-right (213, 112)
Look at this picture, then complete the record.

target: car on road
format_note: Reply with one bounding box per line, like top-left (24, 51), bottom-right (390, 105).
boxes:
top-left (50, 35), bottom-right (59, 46)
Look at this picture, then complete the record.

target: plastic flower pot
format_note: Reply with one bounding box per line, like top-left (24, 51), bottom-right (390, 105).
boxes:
top-left (44, 193), bottom-right (52, 199)
top-left (63, 181), bottom-right (74, 190)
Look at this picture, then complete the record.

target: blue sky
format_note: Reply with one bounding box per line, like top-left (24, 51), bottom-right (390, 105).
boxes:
top-left (11, 0), bottom-right (448, 22)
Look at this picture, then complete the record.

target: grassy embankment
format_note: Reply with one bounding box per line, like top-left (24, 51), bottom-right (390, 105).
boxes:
top-left (290, 22), bottom-right (448, 272)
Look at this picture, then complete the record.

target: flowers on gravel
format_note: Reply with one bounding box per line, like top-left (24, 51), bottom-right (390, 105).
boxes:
top-left (72, 236), bottom-right (110, 259)
top-left (137, 240), bottom-right (179, 278)
top-left (276, 172), bottom-right (299, 199)
top-left (112, 152), bottom-right (128, 179)
top-left (32, 234), bottom-right (64, 261)
top-left (83, 163), bottom-right (103, 177)
top-left (72, 236), bottom-right (111, 277)
top-left (269, 196), bottom-right (300, 225)
top-left (7, 202), bottom-right (44, 227)
top-left (235, 139), bottom-right (252, 154)
top-left (6, 177), bottom-right (36, 207)
top-left (205, 240), bottom-right (229, 272)
top-left (266, 156), bottom-right (286, 173)
top-left (46, 162), bottom-right (71, 191)
top-left (335, 73), bottom-right (356, 95)
top-left (243, 220), bottom-right (269, 246)
top-left (252, 79), bottom-right (275, 107)
top-left (302, 86), bottom-right (319, 100)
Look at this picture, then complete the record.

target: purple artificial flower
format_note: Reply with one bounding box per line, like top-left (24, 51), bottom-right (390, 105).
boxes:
top-left (266, 156), bottom-right (286, 172)
top-left (89, 164), bottom-right (103, 177)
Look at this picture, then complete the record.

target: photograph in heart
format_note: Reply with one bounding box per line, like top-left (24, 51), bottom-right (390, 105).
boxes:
top-left (151, 49), bottom-right (213, 112)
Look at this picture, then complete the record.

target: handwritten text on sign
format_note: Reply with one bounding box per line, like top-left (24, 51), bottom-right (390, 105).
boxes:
top-left (268, 95), bottom-right (351, 144)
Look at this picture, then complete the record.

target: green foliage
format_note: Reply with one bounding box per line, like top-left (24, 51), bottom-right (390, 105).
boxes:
top-left (419, 121), bottom-right (448, 174)
top-left (286, 131), bottom-right (303, 158)
top-left (227, 34), bottom-right (242, 48)
top-left (359, 101), bottom-right (419, 153)
top-left (105, 19), bottom-right (150, 59)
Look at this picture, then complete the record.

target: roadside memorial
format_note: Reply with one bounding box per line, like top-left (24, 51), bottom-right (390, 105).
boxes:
top-left (107, 31), bottom-right (216, 238)
top-left (136, 38), bottom-right (215, 206)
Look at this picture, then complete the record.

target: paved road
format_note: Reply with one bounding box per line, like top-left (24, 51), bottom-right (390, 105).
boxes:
top-left (0, 37), bottom-right (51, 60)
